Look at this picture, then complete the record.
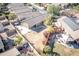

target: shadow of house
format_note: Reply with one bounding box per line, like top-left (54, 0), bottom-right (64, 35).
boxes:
top-left (2, 37), bottom-right (15, 51)
top-left (31, 23), bottom-right (46, 32)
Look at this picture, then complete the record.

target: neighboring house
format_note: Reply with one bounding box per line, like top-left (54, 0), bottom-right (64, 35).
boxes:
top-left (57, 16), bottom-right (79, 41)
top-left (0, 16), bottom-right (9, 32)
top-left (1, 24), bottom-right (16, 37)
top-left (0, 47), bottom-right (20, 56)
top-left (0, 16), bottom-right (17, 37)
top-left (60, 9), bottom-right (79, 18)
top-left (0, 35), bottom-right (4, 52)
top-left (8, 3), bottom-right (46, 28)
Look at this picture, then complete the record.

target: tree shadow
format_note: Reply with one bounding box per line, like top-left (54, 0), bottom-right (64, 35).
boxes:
top-left (51, 52), bottom-right (60, 56)
top-left (48, 33), bottom-right (61, 56)
top-left (50, 42), bottom-right (61, 56)
top-left (2, 37), bottom-right (16, 50)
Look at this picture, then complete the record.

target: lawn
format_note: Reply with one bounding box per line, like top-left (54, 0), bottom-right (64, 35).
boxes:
top-left (53, 42), bottom-right (79, 56)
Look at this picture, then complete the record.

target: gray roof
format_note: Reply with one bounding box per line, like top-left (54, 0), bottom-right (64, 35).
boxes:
top-left (63, 17), bottom-right (79, 31)
top-left (8, 3), bottom-right (46, 27)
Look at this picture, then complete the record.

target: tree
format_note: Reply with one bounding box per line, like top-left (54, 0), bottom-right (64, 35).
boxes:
top-left (46, 26), bottom-right (55, 33)
top-left (44, 4), bottom-right (60, 27)
top-left (0, 3), bottom-right (8, 6)
top-left (43, 45), bottom-right (51, 55)
top-left (15, 36), bottom-right (23, 45)
top-left (47, 4), bottom-right (60, 16)
top-left (73, 5), bottom-right (79, 11)
top-left (8, 13), bottom-right (17, 20)
top-left (44, 15), bottom-right (55, 27)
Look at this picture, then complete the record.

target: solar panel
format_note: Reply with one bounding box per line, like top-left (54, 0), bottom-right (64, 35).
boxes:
top-left (63, 17), bottom-right (79, 31)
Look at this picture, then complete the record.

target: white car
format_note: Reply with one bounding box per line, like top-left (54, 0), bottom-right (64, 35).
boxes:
top-left (16, 26), bottom-right (31, 35)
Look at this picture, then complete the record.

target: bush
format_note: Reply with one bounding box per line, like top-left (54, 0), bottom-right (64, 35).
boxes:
top-left (0, 13), bottom-right (2, 16)
top-left (73, 5), bottom-right (79, 11)
top-left (47, 4), bottom-right (60, 16)
top-left (4, 11), bottom-right (10, 16)
top-left (43, 45), bottom-right (51, 54)
top-left (15, 36), bottom-right (23, 45)
top-left (44, 15), bottom-right (55, 27)
top-left (46, 26), bottom-right (55, 33)
top-left (8, 13), bottom-right (17, 20)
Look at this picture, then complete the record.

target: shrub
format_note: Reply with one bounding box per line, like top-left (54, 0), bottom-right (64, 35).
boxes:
top-left (43, 45), bottom-right (51, 54)
top-left (8, 13), bottom-right (17, 20)
top-left (44, 15), bottom-right (55, 27)
top-left (47, 4), bottom-right (60, 16)
top-left (15, 36), bottom-right (23, 45)
top-left (46, 26), bottom-right (55, 33)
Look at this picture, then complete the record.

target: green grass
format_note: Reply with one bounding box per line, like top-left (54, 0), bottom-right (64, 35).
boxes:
top-left (52, 43), bottom-right (79, 56)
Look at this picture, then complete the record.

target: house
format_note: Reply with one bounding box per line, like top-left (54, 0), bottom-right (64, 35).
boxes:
top-left (57, 16), bottom-right (79, 41)
top-left (0, 47), bottom-right (20, 56)
top-left (8, 3), bottom-right (46, 28)
top-left (0, 17), bottom-right (17, 38)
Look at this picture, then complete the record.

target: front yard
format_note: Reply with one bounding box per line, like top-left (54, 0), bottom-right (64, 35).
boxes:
top-left (53, 42), bottom-right (79, 56)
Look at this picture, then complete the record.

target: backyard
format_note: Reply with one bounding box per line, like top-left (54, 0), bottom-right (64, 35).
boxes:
top-left (53, 42), bottom-right (79, 56)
